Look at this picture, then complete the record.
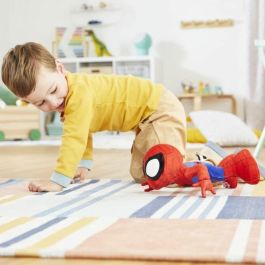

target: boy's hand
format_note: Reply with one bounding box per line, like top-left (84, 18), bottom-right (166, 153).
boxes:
top-left (28, 180), bottom-right (63, 192)
top-left (72, 167), bottom-right (90, 183)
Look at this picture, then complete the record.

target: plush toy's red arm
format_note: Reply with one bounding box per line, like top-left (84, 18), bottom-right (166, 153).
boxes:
top-left (141, 182), bottom-right (154, 192)
top-left (182, 164), bottom-right (216, 198)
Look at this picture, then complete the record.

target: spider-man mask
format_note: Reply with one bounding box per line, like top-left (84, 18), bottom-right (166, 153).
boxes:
top-left (143, 144), bottom-right (183, 190)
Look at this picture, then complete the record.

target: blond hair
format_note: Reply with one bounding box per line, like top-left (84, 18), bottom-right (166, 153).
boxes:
top-left (1, 42), bottom-right (56, 97)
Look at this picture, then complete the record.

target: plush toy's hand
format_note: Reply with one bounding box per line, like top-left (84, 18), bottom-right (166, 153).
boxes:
top-left (72, 167), bottom-right (90, 184)
top-left (192, 179), bottom-right (216, 198)
top-left (141, 182), bottom-right (154, 192)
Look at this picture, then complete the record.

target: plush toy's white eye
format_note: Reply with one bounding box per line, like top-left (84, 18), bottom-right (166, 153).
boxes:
top-left (144, 153), bottom-right (164, 180)
top-left (145, 158), bottom-right (160, 178)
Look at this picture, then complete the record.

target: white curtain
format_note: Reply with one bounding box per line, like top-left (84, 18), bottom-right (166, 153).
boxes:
top-left (245, 0), bottom-right (265, 130)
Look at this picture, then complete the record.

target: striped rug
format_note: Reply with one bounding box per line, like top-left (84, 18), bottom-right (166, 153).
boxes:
top-left (0, 178), bottom-right (265, 263)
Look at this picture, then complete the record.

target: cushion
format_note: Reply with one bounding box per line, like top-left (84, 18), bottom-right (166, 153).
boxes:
top-left (0, 85), bottom-right (17, 105)
top-left (189, 110), bottom-right (258, 146)
top-left (187, 127), bottom-right (207, 143)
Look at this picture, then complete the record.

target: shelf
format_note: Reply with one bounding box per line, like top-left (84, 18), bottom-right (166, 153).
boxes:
top-left (71, 2), bottom-right (123, 27)
top-left (177, 93), bottom-right (237, 114)
top-left (59, 56), bottom-right (153, 63)
top-left (59, 56), bottom-right (154, 80)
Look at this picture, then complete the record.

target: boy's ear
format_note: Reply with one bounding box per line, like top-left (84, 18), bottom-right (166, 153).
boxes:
top-left (55, 60), bottom-right (66, 74)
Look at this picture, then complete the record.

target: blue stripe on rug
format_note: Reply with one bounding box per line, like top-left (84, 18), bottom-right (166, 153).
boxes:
top-left (58, 181), bottom-right (134, 217)
top-left (217, 196), bottom-right (265, 219)
top-left (34, 180), bottom-right (121, 217)
top-left (0, 179), bottom-right (12, 186)
top-left (130, 196), bottom-right (174, 218)
top-left (0, 179), bottom-right (23, 188)
top-left (79, 180), bottom-right (121, 197)
top-left (34, 179), bottom-right (103, 196)
top-left (180, 197), bottom-right (204, 219)
top-left (57, 179), bottom-right (100, 195)
top-left (0, 217), bottom-right (66, 247)
top-left (199, 196), bottom-right (221, 219)
top-left (162, 196), bottom-right (189, 218)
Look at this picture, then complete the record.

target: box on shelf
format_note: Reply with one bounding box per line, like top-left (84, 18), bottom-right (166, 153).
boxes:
top-left (116, 64), bottom-right (149, 78)
top-left (80, 66), bottom-right (113, 75)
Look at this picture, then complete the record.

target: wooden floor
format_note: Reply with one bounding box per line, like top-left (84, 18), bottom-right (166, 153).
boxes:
top-left (0, 146), bottom-right (132, 181)
top-left (0, 145), bottom-right (264, 265)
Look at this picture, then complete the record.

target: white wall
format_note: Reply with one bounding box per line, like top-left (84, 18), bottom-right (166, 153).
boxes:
top-left (0, 1), bottom-right (11, 67)
top-left (0, 0), bottom-right (247, 114)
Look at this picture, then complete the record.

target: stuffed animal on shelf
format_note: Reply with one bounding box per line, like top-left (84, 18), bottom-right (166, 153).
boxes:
top-left (85, 29), bottom-right (112, 57)
top-left (142, 144), bottom-right (260, 198)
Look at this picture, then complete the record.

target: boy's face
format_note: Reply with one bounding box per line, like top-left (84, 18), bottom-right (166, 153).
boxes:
top-left (23, 61), bottom-right (68, 112)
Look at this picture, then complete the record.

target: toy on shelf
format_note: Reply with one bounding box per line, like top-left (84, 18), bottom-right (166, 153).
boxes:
top-left (46, 112), bottom-right (63, 136)
top-left (16, 99), bottom-right (29, 106)
top-left (213, 86), bottom-right (224, 95)
top-left (180, 81), bottom-right (224, 95)
top-left (142, 144), bottom-right (260, 198)
top-left (0, 105), bottom-right (41, 141)
top-left (198, 82), bottom-right (211, 95)
top-left (68, 27), bottom-right (88, 58)
top-left (204, 83), bottom-right (211, 94)
top-left (181, 82), bottom-right (195, 94)
top-left (198, 81), bottom-right (205, 94)
top-left (134, 33), bottom-right (152, 55)
top-left (85, 29), bottom-right (112, 57)
top-left (88, 20), bottom-right (103, 26)
top-left (52, 27), bottom-right (89, 58)
top-left (78, 1), bottom-right (118, 12)
top-left (0, 86), bottom-right (40, 140)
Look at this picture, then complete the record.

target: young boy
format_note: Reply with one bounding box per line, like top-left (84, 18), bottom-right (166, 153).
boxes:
top-left (1, 42), bottom-right (186, 192)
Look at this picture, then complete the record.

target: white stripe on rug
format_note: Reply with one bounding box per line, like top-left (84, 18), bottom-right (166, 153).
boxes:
top-left (226, 220), bottom-right (252, 263)
top-left (206, 196), bottom-right (228, 219)
top-left (256, 220), bottom-right (265, 263)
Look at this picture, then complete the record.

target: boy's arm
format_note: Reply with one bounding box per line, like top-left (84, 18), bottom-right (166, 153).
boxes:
top-left (72, 134), bottom-right (93, 183)
top-left (79, 133), bottom-right (93, 169)
top-left (50, 86), bottom-right (93, 188)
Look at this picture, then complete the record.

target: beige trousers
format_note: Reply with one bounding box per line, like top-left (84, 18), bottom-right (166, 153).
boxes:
top-left (130, 88), bottom-right (187, 183)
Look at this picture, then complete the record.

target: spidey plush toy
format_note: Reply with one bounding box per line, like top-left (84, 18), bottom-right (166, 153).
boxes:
top-left (142, 144), bottom-right (260, 197)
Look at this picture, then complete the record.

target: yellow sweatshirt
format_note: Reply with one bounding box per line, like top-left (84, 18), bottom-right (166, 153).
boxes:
top-left (51, 72), bottom-right (164, 187)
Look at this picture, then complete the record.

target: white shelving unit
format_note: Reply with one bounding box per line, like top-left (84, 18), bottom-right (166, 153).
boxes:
top-left (59, 56), bottom-right (155, 81)
top-left (40, 56), bottom-right (155, 139)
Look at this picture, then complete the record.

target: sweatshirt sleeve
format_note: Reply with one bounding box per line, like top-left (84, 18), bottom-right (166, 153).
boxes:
top-left (50, 84), bottom-right (93, 187)
top-left (79, 133), bottom-right (93, 169)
